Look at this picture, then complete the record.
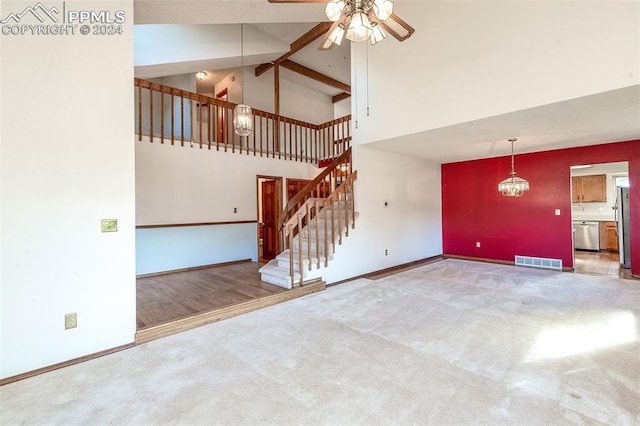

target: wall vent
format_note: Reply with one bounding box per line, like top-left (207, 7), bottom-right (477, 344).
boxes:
top-left (515, 255), bottom-right (562, 271)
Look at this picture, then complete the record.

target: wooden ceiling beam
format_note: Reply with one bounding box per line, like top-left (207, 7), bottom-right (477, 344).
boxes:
top-left (255, 62), bottom-right (273, 76)
top-left (280, 59), bottom-right (351, 94)
top-left (255, 22), bottom-right (332, 77)
top-left (332, 92), bottom-right (351, 104)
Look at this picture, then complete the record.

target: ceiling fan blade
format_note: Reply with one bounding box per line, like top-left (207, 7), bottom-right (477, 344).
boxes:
top-left (378, 13), bottom-right (415, 42)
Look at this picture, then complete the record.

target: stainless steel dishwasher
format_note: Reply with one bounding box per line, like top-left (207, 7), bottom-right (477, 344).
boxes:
top-left (573, 221), bottom-right (600, 251)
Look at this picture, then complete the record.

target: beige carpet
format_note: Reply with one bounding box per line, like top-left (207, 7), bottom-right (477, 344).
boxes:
top-left (2, 259), bottom-right (639, 425)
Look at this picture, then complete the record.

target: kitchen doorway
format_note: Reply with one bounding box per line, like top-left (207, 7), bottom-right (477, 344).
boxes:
top-left (571, 161), bottom-right (630, 278)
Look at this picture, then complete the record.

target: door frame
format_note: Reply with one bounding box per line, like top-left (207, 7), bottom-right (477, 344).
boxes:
top-left (570, 161), bottom-right (630, 276)
top-left (257, 175), bottom-right (283, 263)
top-left (216, 88), bottom-right (228, 144)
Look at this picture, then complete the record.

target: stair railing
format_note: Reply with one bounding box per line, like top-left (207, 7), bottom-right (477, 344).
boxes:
top-left (283, 171), bottom-right (358, 287)
top-left (134, 78), bottom-right (351, 163)
top-left (276, 147), bottom-right (352, 250)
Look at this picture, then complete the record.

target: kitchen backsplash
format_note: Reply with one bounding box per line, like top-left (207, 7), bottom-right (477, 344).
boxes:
top-left (572, 204), bottom-right (615, 221)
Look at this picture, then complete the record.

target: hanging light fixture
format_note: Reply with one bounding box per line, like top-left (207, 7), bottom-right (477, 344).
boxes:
top-left (498, 138), bottom-right (530, 197)
top-left (234, 23), bottom-right (253, 137)
top-left (195, 71), bottom-right (207, 81)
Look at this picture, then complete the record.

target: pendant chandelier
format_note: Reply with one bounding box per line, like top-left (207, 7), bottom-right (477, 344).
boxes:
top-left (498, 138), bottom-right (529, 197)
top-left (325, 0), bottom-right (394, 46)
top-left (234, 24), bottom-right (253, 137)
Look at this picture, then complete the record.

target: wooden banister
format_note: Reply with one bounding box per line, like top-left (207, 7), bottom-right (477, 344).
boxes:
top-left (134, 78), bottom-right (351, 164)
top-left (283, 171), bottom-right (358, 286)
top-left (277, 147), bottom-right (352, 237)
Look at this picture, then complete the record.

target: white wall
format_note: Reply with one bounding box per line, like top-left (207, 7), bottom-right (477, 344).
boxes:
top-left (334, 97), bottom-right (351, 119)
top-left (135, 137), bottom-right (320, 274)
top-left (1, 1), bottom-right (135, 379)
top-left (214, 66), bottom-right (336, 125)
top-left (136, 223), bottom-right (258, 275)
top-left (354, 1), bottom-right (640, 146)
top-left (321, 145), bottom-right (443, 283)
top-left (136, 138), bottom-right (318, 225)
top-left (0, 0), bottom-right (4, 380)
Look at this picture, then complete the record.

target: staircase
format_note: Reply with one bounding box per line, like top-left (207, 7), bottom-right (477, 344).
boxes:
top-left (260, 150), bottom-right (358, 289)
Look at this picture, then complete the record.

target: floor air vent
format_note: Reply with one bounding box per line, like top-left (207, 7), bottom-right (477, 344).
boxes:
top-left (515, 255), bottom-right (562, 271)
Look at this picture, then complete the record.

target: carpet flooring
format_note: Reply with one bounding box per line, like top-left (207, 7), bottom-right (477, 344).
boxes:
top-left (2, 259), bottom-right (639, 425)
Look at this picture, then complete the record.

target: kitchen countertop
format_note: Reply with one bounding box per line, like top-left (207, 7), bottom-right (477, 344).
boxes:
top-left (572, 217), bottom-right (615, 222)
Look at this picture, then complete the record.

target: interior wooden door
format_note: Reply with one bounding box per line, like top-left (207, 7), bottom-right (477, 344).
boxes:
top-left (261, 179), bottom-right (279, 261)
top-left (287, 178), bottom-right (331, 200)
top-left (216, 88), bottom-right (227, 144)
top-left (287, 178), bottom-right (312, 201)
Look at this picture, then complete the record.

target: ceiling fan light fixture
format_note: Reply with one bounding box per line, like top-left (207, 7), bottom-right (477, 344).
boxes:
top-left (370, 23), bottom-right (387, 45)
top-left (273, 0), bottom-right (413, 49)
top-left (373, 0), bottom-right (394, 21)
top-left (328, 23), bottom-right (346, 46)
top-left (325, 0), bottom-right (346, 21)
top-left (345, 10), bottom-right (373, 43)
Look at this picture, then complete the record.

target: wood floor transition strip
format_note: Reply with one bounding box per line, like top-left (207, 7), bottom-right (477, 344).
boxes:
top-left (135, 280), bottom-right (326, 345)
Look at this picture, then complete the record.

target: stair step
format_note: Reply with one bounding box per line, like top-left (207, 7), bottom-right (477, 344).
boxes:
top-left (258, 260), bottom-right (301, 289)
top-left (276, 249), bottom-right (333, 269)
top-left (260, 179), bottom-right (358, 288)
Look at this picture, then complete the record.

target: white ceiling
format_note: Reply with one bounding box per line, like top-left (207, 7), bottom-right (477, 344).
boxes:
top-left (189, 22), bottom-right (351, 97)
top-left (369, 85), bottom-right (640, 163)
top-left (135, 1), bottom-right (352, 97)
top-left (134, 0), bottom-right (640, 164)
top-left (134, 0), bottom-right (327, 25)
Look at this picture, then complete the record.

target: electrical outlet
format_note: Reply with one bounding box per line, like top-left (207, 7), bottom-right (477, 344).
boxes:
top-left (385, 249), bottom-right (388, 256)
top-left (65, 313), bottom-right (77, 330)
top-left (476, 241), bottom-right (481, 248)
top-left (233, 207), bottom-right (237, 214)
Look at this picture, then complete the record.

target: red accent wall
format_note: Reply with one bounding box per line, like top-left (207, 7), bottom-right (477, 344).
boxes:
top-left (442, 139), bottom-right (640, 275)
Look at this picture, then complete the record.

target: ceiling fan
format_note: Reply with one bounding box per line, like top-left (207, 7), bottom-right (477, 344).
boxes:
top-left (267, 0), bottom-right (415, 50)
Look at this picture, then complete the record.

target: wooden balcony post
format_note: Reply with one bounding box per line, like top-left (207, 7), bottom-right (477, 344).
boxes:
top-left (137, 84), bottom-right (142, 141)
top-left (161, 90), bottom-right (165, 143)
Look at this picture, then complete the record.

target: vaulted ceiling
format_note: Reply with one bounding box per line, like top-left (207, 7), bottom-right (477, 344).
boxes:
top-left (133, 1), bottom-right (640, 163)
top-left (134, 1), bottom-right (351, 100)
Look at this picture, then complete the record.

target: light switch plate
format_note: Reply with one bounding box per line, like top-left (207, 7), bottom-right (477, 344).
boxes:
top-left (65, 313), bottom-right (77, 330)
top-left (101, 219), bottom-right (118, 232)
top-left (555, 209), bottom-right (561, 216)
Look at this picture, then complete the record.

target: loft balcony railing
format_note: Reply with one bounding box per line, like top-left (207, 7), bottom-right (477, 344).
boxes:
top-left (134, 78), bottom-right (351, 164)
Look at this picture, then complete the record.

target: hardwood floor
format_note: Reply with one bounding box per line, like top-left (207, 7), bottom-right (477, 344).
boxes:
top-left (135, 253), bottom-right (632, 344)
top-left (136, 261), bottom-right (286, 329)
top-left (574, 250), bottom-right (632, 279)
